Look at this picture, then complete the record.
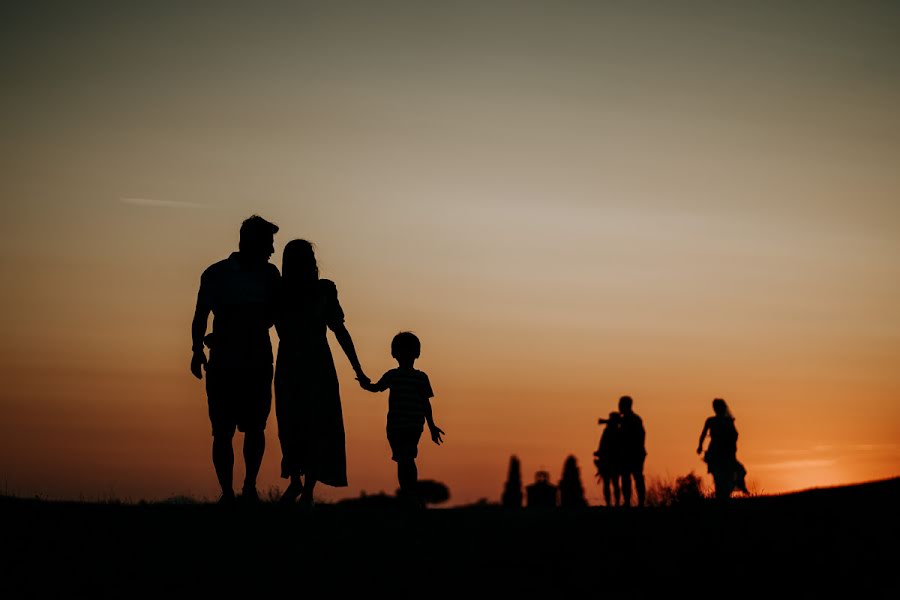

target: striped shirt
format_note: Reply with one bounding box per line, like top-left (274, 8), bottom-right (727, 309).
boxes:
top-left (371, 368), bottom-right (434, 429)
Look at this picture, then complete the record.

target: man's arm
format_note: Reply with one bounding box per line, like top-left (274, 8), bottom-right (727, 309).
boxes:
top-left (190, 273), bottom-right (211, 380)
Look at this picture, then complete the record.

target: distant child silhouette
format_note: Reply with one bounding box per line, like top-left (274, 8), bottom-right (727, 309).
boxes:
top-left (190, 215), bottom-right (280, 504)
top-left (697, 398), bottom-right (749, 499)
top-left (594, 412), bottom-right (622, 507)
top-left (359, 332), bottom-right (444, 506)
top-left (618, 395), bottom-right (647, 507)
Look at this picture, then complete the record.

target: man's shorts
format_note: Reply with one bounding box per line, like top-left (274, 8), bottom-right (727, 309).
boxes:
top-left (205, 361), bottom-right (273, 437)
top-left (386, 426), bottom-right (423, 462)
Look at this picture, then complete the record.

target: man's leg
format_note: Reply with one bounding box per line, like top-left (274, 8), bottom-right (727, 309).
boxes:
top-left (621, 471), bottom-right (632, 507)
top-left (212, 434), bottom-right (235, 499)
top-left (242, 429), bottom-right (265, 496)
top-left (635, 471), bottom-right (646, 507)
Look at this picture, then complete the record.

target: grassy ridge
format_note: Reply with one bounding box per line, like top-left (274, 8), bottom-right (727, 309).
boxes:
top-left (2, 478), bottom-right (898, 597)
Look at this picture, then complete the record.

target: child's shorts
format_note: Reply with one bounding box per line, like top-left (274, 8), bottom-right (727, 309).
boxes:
top-left (387, 426), bottom-right (423, 462)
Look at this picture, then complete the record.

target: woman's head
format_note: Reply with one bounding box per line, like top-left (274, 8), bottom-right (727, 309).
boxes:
top-left (712, 398), bottom-right (731, 417)
top-left (282, 239), bottom-right (318, 284)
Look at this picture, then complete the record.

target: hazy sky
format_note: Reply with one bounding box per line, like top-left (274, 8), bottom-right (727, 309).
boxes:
top-left (2, 1), bottom-right (898, 504)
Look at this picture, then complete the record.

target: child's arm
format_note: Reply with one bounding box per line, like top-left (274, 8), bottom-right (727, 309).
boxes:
top-left (360, 372), bottom-right (390, 393)
top-left (425, 398), bottom-right (444, 445)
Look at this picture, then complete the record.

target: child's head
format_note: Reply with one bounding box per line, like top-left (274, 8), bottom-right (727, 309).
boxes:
top-left (391, 331), bottom-right (421, 365)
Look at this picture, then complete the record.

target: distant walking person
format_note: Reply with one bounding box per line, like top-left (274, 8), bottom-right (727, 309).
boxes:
top-left (275, 240), bottom-right (368, 506)
top-left (191, 216), bottom-right (281, 504)
top-left (697, 398), bottom-right (749, 499)
top-left (360, 332), bottom-right (444, 506)
top-left (594, 412), bottom-right (622, 507)
top-left (618, 395), bottom-right (646, 507)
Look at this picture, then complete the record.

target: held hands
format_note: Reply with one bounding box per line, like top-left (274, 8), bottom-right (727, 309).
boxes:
top-left (190, 351), bottom-right (207, 380)
top-left (429, 423), bottom-right (445, 446)
top-left (355, 368), bottom-right (372, 390)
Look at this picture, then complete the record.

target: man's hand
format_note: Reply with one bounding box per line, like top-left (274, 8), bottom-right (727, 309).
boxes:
top-left (190, 351), bottom-right (207, 380)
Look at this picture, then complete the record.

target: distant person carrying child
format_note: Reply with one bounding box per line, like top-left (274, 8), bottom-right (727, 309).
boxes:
top-left (360, 332), bottom-right (444, 507)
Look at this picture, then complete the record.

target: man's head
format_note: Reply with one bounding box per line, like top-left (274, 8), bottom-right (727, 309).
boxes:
top-left (391, 331), bottom-right (421, 365)
top-left (239, 215), bottom-right (278, 264)
top-left (618, 395), bottom-right (633, 414)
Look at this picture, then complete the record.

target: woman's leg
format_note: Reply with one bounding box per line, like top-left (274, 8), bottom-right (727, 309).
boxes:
top-left (299, 476), bottom-right (317, 506)
top-left (602, 477), bottom-right (612, 507)
top-left (279, 474), bottom-right (303, 503)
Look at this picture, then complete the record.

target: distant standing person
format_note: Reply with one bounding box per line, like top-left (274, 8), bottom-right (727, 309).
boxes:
top-left (360, 332), bottom-right (444, 506)
top-left (190, 215), bottom-right (281, 503)
top-left (594, 412), bottom-right (622, 507)
top-left (275, 240), bottom-right (368, 506)
top-left (618, 395), bottom-right (647, 507)
top-left (697, 398), bottom-right (749, 500)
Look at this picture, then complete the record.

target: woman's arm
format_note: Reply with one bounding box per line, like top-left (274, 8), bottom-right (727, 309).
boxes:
top-left (697, 419), bottom-right (711, 454)
top-left (331, 323), bottom-right (367, 381)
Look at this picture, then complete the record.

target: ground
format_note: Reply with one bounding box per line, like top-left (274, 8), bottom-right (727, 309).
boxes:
top-left (2, 479), bottom-right (897, 598)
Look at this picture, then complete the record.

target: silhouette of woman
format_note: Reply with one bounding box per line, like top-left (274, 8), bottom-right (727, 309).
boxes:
top-left (594, 412), bottom-right (622, 507)
top-left (697, 398), bottom-right (749, 500)
top-left (275, 240), bottom-right (368, 505)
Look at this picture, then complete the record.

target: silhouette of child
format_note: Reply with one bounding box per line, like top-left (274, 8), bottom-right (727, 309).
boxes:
top-left (359, 332), bottom-right (444, 505)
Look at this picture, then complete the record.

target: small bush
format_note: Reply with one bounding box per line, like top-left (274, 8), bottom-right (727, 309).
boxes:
top-left (646, 472), bottom-right (707, 507)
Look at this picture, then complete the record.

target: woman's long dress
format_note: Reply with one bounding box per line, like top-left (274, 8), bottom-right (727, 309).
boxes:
top-left (703, 415), bottom-right (747, 497)
top-left (274, 279), bottom-right (348, 487)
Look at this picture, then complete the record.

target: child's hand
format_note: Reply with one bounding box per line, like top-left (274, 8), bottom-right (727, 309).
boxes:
top-left (429, 424), bottom-right (445, 445)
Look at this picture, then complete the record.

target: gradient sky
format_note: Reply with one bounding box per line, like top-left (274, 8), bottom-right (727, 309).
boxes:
top-left (1, 1), bottom-right (898, 504)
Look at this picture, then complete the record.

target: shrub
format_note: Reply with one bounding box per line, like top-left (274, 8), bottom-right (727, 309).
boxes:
top-left (646, 472), bottom-right (707, 507)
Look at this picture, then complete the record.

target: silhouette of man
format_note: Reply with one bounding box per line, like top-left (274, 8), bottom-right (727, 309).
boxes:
top-left (191, 215), bottom-right (280, 503)
top-left (617, 395), bottom-right (646, 507)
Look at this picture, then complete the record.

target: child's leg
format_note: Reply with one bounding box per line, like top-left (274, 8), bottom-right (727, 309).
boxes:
top-left (397, 459), bottom-right (418, 494)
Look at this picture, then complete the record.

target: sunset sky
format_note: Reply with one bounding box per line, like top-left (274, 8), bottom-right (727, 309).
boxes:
top-left (1, 1), bottom-right (898, 505)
